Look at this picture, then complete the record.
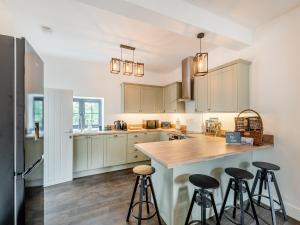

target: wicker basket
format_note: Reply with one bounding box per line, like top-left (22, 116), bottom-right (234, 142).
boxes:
top-left (235, 109), bottom-right (264, 146)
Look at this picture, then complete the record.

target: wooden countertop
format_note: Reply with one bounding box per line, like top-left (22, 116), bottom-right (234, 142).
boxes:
top-left (72, 128), bottom-right (176, 136)
top-left (135, 134), bottom-right (273, 169)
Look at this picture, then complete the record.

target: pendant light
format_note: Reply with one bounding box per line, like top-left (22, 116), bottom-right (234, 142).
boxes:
top-left (110, 44), bottom-right (144, 77)
top-left (135, 62), bottom-right (144, 77)
top-left (110, 58), bottom-right (121, 74)
top-left (193, 33), bottom-right (208, 76)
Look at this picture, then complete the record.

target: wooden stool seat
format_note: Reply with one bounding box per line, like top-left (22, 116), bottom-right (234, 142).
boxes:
top-left (133, 165), bottom-right (155, 176)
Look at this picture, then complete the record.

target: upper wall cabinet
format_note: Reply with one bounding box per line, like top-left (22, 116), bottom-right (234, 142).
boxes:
top-left (163, 82), bottom-right (185, 113)
top-left (121, 83), bottom-right (164, 113)
top-left (194, 59), bottom-right (250, 113)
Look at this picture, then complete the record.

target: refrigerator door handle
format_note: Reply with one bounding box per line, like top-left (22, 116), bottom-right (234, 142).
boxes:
top-left (18, 155), bottom-right (44, 179)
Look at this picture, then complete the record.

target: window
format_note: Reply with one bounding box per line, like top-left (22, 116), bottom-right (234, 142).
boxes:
top-left (73, 98), bottom-right (103, 130)
top-left (33, 97), bottom-right (44, 130)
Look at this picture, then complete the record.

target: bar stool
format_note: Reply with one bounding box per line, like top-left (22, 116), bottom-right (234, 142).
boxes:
top-left (219, 168), bottom-right (259, 225)
top-left (184, 174), bottom-right (220, 225)
top-left (126, 165), bottom-right (162, 225)
top-left (246, 161), bottom-right (287, 225)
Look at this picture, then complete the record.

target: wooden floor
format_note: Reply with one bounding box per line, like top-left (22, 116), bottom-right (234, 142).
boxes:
top-left (26, 169), bottom-right (300, 225)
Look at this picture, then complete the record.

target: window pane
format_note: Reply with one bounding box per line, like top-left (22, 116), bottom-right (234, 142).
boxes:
top-left (91, 114), bottom-right (99, 125)
top-left (73, 102), bottom-right (79, 114)
top-left (73, 113), bottom-right (79, 126)
top-left (34, 100), bottom-right (43, 114)
top-left (84, 113), bottom-right (92, 127)
top-left (85, 102), bottom-right (99, 114)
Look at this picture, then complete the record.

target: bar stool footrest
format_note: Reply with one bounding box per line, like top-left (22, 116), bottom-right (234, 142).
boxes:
top-left (131, 201), bottom-right (157, 220)
top-left (188, 220), bottom-right (215, 225)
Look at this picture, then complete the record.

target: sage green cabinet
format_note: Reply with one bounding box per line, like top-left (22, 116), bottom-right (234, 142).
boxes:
top-left (194, 76), bottom-right (208, 112)
top-left (163, 82), bottom-right (185, 113)
top-left (194, 60), bottom-right (250, 113)
top-left (122, 83), bottom-right (164, 113)
top-left (73, 136), bottom-right (89, 172)
top-left (104, 134), bottom-right (127, 167)
top-left (123, 84), bottom-right (141, 113)
top-left (73, 135), bottom-right (104, 172)
top-left (89, 135), bottom-right (105, 170)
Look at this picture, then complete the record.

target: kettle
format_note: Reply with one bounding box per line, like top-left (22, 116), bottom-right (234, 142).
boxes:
top-left (114, 120), bottom-right (122, 130)
top-left (121, 121), bottom-right (127, 130)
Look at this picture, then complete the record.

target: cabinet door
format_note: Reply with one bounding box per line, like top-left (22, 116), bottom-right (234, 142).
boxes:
top-left (208, 66), bottom-right (237, 112)
top-left (160, 132), bottom-right (169, 141)
top-left (105, 134), bottom-right (127, 167)
top-left (144, 132), bottom-right (160, 143)
top-left (164, 86), bottom-right (173, 112)
top-left (124, 84), bottom-right (141, 113)
top-left (194, 76), bottom-right (208, 112)
top-left (73, 136), bottom-right (88, 172)
top-left (89, 135), bottom-right (104, 170)
top-left (141, 86), bottom-right (156, 113)
top-left (155, 87), bottom-right (164, 113)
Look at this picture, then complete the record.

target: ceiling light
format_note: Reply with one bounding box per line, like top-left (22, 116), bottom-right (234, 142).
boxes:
top-left (110, 44), bottom-right (144, 77)
top-left (135, 62), bottom-right (144, 77)
top-left (110, 58), bottom-right (121, 74)
top-left (193, 33), bottom-right (208, 76)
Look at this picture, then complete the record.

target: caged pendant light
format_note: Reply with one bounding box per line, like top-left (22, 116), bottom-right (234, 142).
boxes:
top-left (110, 44), bottom-right (144, 77)
top-left (193, 33), bottom-right (208, 76)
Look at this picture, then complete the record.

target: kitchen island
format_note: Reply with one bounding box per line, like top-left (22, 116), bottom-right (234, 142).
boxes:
top-left (135, 134), bottom-right (273, 225)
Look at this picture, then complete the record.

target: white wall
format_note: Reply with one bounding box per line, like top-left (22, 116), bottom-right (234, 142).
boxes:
top-left (0, 1), bottom-right (14, 36)
top-left (43, 55), bottom-right (172, 125)
top-left (159, 7), bottom-right (300, 220)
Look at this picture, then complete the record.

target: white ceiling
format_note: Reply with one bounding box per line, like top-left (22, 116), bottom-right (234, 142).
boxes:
top-left (186, 0), bottom-right (300, 28)
top-left (4, 0), bottom-right (300, 73)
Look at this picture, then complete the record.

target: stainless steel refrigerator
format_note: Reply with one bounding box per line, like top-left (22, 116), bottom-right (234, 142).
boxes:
top-left (0, 34), bottom-right (44, 225)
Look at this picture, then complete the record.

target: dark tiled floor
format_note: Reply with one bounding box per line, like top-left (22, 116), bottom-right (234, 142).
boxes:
top-left (26, 169), bottom-right (300, 225)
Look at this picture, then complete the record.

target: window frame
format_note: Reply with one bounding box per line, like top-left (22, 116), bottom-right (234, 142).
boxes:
top-left (32, 96), bottom-right (44, 131)
top-left (73, 98), bottom-right (103, 130)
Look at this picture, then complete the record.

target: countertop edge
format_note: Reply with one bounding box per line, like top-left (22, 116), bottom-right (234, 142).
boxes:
top-left (135, 141), bottom-right (274, 169)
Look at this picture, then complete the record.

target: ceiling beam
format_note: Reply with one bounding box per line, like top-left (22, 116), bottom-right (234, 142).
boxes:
top-left (76, 0), bottom-right (253, 49)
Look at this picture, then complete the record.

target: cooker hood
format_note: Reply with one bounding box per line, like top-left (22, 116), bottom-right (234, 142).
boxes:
top-left (179, 56), bottom-right (194, 102)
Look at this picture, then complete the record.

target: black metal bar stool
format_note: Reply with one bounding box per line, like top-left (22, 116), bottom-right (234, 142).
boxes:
top-left (246, 161), bottom-right (287, 225)
top-left (219, 168), bottom-right (259, 225)
top-left (126, 165), bottom-right (162, 225)
top-left (184, 174), bottom-right (220, 225)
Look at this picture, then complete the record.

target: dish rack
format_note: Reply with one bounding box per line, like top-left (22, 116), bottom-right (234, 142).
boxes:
top-left (235, 109), bottom-right (264, 146)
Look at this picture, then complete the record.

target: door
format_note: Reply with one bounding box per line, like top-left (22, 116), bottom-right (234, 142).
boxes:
top-left (89, 135), bottom-right (104, 169)
top-left (0, 34), bottom-right (15, 225)
top-left (208, 66), bottom-right (237, 112)
top-left (194, 76), bottom-right (208, 112)
top-left (104, 134), bottom-right (127, 167)
top-left (73, 136), bottom-right (88, 172)
top-left (124, 84), bottom-right (141, 113)
top-left (141, 86), bottom-right (156, 112)
top-left (44, 89), bottom-right (73, 186)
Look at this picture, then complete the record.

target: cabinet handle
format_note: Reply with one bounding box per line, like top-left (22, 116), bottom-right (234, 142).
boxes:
top-left (134, 134), bottom-right (138, 138)
top-left (134, 155), bottom-right (138, 158)
top-left (134, 142), bottom-right (138, 144)
top-left (195, 108), bottom-right (198, 112)
top-left (114, 134), bottom-right (118, 137)
top-left (134, 149), bottom-right (138, 151)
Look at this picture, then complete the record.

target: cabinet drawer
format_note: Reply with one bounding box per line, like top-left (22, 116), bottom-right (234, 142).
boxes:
top-left (127, 152), bottom-right (148, 163)
top-left (128, 133), bottom-right (145, 146)
top-left (128, 146), bottom-right (140, 154)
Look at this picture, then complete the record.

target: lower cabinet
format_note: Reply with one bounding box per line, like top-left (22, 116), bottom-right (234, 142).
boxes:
top-left (104, 134), bottom-right (127, 167)
top-left (74, 135), bottom-right (104, 172)
top-left (74, 131), bottom-right (168, 175)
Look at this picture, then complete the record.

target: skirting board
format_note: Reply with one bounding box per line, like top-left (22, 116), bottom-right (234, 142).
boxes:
top-left (286, 202), bottom-right (300, 221)
top-left (73, 161), bottom-right (150, 178)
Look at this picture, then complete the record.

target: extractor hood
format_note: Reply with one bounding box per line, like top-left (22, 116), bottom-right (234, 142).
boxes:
top-left (179, 56), bottom-right (194, 101)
